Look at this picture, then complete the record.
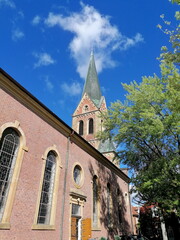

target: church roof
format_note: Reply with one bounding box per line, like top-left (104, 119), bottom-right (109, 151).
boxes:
top-left (82, 51), bottom-right (102, 106)
top-left (98, 138), bottom-right (116, 153)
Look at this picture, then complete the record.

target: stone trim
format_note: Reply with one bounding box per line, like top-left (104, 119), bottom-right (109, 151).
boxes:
top-left (0, 121), bottom-right (27, 228)
top-left (32, 145), bottom-right (61, 230)
top-left (72, 162), bottom-right (84, 189)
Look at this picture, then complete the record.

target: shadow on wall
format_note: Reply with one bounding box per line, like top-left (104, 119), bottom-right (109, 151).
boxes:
top-left (89, 161), bottom-right (131, 240)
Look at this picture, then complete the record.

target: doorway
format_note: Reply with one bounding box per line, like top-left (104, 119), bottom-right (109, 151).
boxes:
top-left (71, 204), bottom-right (81, 240)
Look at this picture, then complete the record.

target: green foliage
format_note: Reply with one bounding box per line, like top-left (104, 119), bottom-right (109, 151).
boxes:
top-left (114, 236), bottom-right (121, 240)
top-left (157, 7), bottom-right (180, 66)
top-left (98, 10), bottom-right (180, 216)
top-left (99, 238), bottom-right (107, 240)
top-left (171, 0), bottom-right (180, 4)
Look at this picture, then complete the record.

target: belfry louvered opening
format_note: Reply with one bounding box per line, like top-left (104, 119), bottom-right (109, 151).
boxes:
top-left (79, 120), bottom-right (84, 136)
top-left (89, 118), bottom-right (94, 134)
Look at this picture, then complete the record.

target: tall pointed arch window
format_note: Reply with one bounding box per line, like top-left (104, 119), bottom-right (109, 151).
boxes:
top-left (79, 120), bottom-right (84, 136)
top-left (117, 188), bottom-right (122, 224)
top-left (37, 151), bottom-right (56, 224)
top-left (107, 183), bottom-right (113, 227)
top-left (89, 118), bottom-right (94, 134)
top-left (93, 175), bottom-right (99, 228)
top-left (0, 128), bottom-right (19, 221)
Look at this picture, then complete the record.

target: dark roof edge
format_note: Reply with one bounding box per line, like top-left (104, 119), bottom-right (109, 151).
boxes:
top-left (0, 67), bottom-right (130, 182)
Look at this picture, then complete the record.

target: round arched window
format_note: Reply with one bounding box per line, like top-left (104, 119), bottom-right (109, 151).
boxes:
top-left (73, 165), bottom-right (82, 186)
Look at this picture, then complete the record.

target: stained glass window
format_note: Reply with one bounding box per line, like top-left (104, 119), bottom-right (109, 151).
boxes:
top-left (73, 165), bottom-right (82, 186)
top-left (0, 128), bottom-right (19, 221)
top-left (37, 151), bottom-right (56, 224)
top-left (93, 175), bottom-right (98, 227)
top-left (107, 183), bottom-right (112, 227)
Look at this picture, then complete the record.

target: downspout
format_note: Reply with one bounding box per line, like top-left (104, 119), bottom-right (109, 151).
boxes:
top-left (128, 183), bottom-right (134, 234)
top-left (59, 132), bottom-right (73, 240)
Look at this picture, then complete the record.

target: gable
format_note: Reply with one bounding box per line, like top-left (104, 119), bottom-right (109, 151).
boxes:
top-left (73, 93), bottom-right (99, 116)
top-left (98, 96), bottom-right (107, 112)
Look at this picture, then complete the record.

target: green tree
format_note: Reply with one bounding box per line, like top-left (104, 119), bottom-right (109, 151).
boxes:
top-left (171, 0), bottom-right (180, 5)
top-left (99, 10), bottom-right (180, 216)
top-left (158, 1), bottom-right (180, 65)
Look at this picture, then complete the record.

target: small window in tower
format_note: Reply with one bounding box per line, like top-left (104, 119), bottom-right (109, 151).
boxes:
top-left (84, 105), bottom-right (89, 111)
top-left (89, 118), bottom-right (94, 134)
top-left (79, 120), bottom-right (84, 136)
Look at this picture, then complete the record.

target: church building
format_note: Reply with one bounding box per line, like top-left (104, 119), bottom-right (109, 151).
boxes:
top-left (0, 53), bottom-right (133, 240)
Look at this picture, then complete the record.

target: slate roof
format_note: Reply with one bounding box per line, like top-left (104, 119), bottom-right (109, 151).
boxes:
top-left (82, 51), bottom-right (102, 106)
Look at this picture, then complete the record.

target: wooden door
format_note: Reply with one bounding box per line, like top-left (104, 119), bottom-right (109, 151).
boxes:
top-left (71, 217), bottom-right (78, 240)
top-left (81, 218), bottom-right (91, 240)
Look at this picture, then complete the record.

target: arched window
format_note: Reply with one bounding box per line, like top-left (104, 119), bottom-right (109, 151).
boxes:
top-left (89, 118), bottom-right (94, 134)
top-left (117, 188), bottom-right (122, 224)
top-left (84, 105), bottom-right (89, 111)
top-left (37, 151), bottom-right (56, 224)
top-left (0, 128), bottom-right (19, 221)
top-left (93, 175), bottom-right (98, 228)
top-left (107, 183), bottom-right (112, 227)
top-left (79, 120), bottom-right (84, 136)
top-left (73, 165), bottom-right (82, 186)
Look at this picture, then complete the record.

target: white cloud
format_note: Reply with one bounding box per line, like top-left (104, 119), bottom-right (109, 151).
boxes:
top-left (33, 52), bottom-right (55, 68)
top-left (0, 0), bottom-right (15, 8)
top-left (12, 29), bottom-right (24, 41)
top-left (44, 76), bottom-right (54, 92)
top-left (61, 82), bottom-right (82, 96)
top-left (32, 15), bottom-right (41, 25)
top-left (18, 11), bottom-right (24, 19)
top-left (121, 33), bottom-right (144, 51)
top-left (45, 3), bottom-right (143, 78)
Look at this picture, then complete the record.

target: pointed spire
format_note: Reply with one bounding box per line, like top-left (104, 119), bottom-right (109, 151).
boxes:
top-left (91, 47), bottom-right (94, 56)
top-left (82, 51), bottom-right (102, 105)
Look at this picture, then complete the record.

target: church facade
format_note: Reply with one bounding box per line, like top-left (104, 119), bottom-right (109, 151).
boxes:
top-left (0, 54), bottom-right (133, 240)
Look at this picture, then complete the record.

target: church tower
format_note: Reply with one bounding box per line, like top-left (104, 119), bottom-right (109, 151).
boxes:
top-left (72, 52), bottom-right (118, 164)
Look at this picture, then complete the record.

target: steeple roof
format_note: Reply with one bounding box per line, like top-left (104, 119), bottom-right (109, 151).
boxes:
top-left (82, 51), bottom-right (102, 106)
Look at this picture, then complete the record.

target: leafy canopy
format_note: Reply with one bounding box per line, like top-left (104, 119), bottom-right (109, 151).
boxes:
top-left (98, 7), bottom-right (180, 215)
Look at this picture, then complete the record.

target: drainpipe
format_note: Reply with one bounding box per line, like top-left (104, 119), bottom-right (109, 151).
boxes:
top-left (59, 132), bottom-right (73, 240)
top-left (128, 183), bottom-right (134, 235)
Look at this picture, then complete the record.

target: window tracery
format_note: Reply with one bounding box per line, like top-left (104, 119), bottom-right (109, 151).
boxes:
top-left (37, 151), bottom-right (56, 224)
top-left (0, 128), bottom-right (19, 221)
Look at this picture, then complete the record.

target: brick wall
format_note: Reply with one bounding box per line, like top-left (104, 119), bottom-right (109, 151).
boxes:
top-left (0, 84), bottom-right (132, 240)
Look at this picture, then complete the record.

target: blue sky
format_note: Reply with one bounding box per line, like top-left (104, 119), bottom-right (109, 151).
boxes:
top-left (0, 0), bottom-right (178, 127)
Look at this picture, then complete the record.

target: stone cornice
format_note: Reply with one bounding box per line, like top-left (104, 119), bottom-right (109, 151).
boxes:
top-left (0, 68), bottom-right (130, 183)
top-left (72, 109), bottom-right (100, 118)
